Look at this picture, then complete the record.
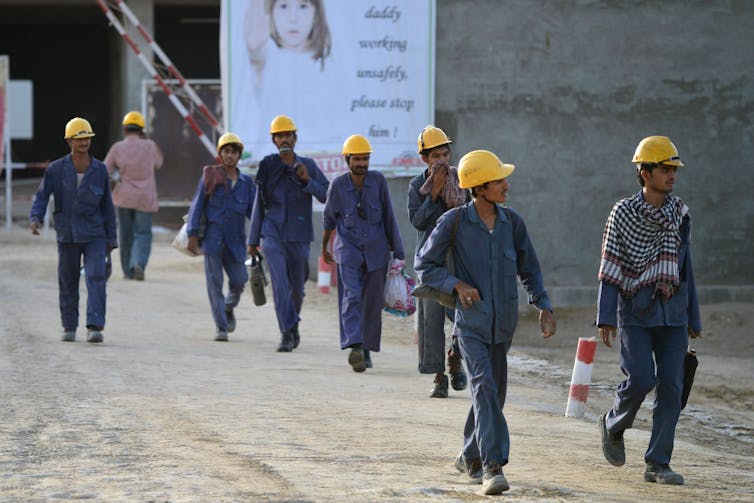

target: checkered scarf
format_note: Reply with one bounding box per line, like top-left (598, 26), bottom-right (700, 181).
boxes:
top-left (599, 191), bottom-right (689, 299)
top-left (419, 161), bottom-right (467, 209)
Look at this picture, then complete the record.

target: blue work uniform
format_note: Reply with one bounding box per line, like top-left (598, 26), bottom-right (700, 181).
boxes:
top-left (187, 169), bottom-right (255, 332)
top-left (407, 170), bottom-right (462, 374)
top-left (30, 154), bottom-right (117, 332)
top-left (248, 153), bottom-right (329, 333)
top-left (415, 203), bottom-right (552, 468)
top-left (323, 170), bottom-right (405, 352)
top-left (597, 210), bottom-right (701, 466)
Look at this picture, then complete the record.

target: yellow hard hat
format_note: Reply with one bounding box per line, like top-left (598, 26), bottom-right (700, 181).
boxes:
top-left (632, 136), bottom-right (684, 167)
top-left (270, 115), bottom-right (297, 134)
top-left (457, 150), bottom-right (515, 189)
top-left (417, 125), bottom-right (452, 153)
top-left (217, 132), bottom-right (244, 153)
top-left (64, 117), bottom-right (95, 139)
top-left (342, 134), bottom-right (372, 155)
top-left (122, 110), bottom-right (145, 129)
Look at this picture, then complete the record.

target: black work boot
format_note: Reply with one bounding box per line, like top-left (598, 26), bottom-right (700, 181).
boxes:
top-left (599, 411), bottom-right (625, 466)
top-left (292, 324), bottom-right (300, 349)
top-left (348, 345), bottom-right (367, 372)
top-left (447, 344), bottom-right (468, 391)
top-left (277, 329), bottom-right (294, 352)
top-left (430, 373), bottom-right (449, 398)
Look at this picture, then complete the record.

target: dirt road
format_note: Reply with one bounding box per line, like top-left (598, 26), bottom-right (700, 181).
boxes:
top-left (1, 228), bottom-right (752, 502)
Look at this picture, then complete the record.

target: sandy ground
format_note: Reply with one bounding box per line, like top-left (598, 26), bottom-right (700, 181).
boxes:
top-left (1, 226), bottom-right (752, 502)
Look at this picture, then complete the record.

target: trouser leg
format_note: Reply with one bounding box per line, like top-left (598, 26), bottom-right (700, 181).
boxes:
top-left (204, 253), bottom-right (227, 331)
top-left (459, 335), bottom-right (511, 466)
top-left (606, 326), bottom-right (657, 434)
top-left (263, 238), bottom-right (298, 333)
top-left (645, 326), bottom-right (687, 465)
top-left (117, 207), bottom-right (134, 277)
top-left (58, 243), bottom-right (82, 331)
top-left (417, 297), bottom-right (447, 374)
top-left (223, 246), bottom-right (248, 310)
top-left (361, 263), bottom-right (387, 352)
top-left (286, 242), bottom-right (310, 320)
top-left (338, 263), bottom-right (365, 349)
top-left (82, 240), bottom-right (107, 329)
top-left (131, 210), bottom-right (153, 270)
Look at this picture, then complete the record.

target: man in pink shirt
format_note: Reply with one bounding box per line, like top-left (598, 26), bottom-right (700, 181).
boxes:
top-left (104, 111), bottom-right (163, 281)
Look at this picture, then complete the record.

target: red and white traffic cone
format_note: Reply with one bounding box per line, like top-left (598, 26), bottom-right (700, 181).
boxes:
top-left (565, 337), bottom-right (598, 418)
top-left (318, 255), bottom-right (331, 294)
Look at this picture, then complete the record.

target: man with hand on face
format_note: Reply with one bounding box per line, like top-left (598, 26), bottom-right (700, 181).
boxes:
top-left (187, 133), bottom-right (256, 342)
top-left (597, 136), bottom-right (702, 486)
top-left (322, 135), bottom-right (405, 372)
top-left (408, 125), bottom-right (469, 398)
top-left (415, 150), bottom-right (556, 495)
top-left (30, 117), bottom-right (117, 344)
top-left (248, 115), bottom-right (329, 352)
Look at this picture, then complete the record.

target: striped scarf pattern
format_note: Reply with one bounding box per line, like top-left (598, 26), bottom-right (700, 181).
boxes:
top-left (599, 191), bottom-right (688, 299)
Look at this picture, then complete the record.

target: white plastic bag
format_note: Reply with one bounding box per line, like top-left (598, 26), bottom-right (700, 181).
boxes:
top-left (383, 259), bottom-right (416, 317)
top-left (171, 221), bottom-right (202, 256)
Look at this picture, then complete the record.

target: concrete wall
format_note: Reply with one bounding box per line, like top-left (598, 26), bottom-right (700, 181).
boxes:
top-left (429, 0), bottom-right (753, 303)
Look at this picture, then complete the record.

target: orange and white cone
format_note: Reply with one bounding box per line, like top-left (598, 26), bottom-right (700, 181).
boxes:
top-left (565, 337), bottom-right (598, 418)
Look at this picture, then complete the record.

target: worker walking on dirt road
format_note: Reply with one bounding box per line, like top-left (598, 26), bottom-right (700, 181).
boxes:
top-left (415, 149), bottom-right (556, 495)
top-left (247, 115), bottom-right (329, 352)
top-left (322, 135), bottom-right (405, 372)
top-left (30, 117), bottom-right (118, 344)
top-left (597, 135), bottom-right (702, 485)
top-left (104, 110), bottom-right (163, 281)
top-left (187, 133), bottom-right (256, 342)
top-left (408, 125), bottom-right (469, 398)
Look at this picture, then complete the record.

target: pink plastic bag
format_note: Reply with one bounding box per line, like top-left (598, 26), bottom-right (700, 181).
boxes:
top-left (384, 259), bottom-right (416, 317)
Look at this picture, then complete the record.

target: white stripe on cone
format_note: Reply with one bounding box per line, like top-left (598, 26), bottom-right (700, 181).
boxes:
top-left (565, 337), bottom-right (598, 418)
top-left (318, 256), bottom-right (331, 294)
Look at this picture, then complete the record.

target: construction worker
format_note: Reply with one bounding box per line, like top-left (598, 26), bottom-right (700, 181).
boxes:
top-left (597, 136), bottom-right (702, 485)
top-left (30, 117), bottom-right (118, 343)
top-left (104, 110), bottom-right (163, 281)
top-left (322, 135), bottom-right (405, 372)
top-left (408, 125), bottom-right (469, 398)
top-left (415, 150), bottom-right (556, 495)
top-left (248, 115), bottom-right (329, 352)
top-left (187, 133), bottom-right (256, 342)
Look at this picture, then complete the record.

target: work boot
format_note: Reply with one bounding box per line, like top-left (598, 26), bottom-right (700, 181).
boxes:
top-left (348, 346), bottom-right (367, 372)
top-left (277, 329), bottom-right (294, 352)
top-left (225, 307), bottom-right (236, 333)
top-left (430, 373), bottom-right (449, 398)
top-left (364, 349), bottom-right (373, 368)
top-left (132, 265), bottom-right (145, 281)
top-left (447, 347), bottom-right (468, 391)
top-left (61, 331), bottom-right (76, 342)
top-left (599, 411), bottom-right (625, 467)
top-left (454, 452), bottom-right (483, 484)
top-left (644, 462), bottom-right (684, 485)
top-left (292, 325), bottom-right (300, 349)
top-left (214, 330), bottom-right (228, 342)
top-left (482, 462), bottom-right (510, 495)
top-left (86, 329), bottom-right (103, 344)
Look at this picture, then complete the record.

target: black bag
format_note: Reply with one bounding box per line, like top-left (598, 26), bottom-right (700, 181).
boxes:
top-left (412, 209), bottom-right (462, 309)
top-left (248, 255), bottom-right (268, 306)
top-left (681, 349), bottom-right (698, 410)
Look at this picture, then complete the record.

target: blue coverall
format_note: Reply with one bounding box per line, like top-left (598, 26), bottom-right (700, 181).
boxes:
top-left (407, 169), bottom-right (462, 374)
top-left (30, 154), bottom-right (117, 331)
top-left (322, 171), bottom-right (405, 352)
top-left (597, 211), bottom-right (701, 466)
top-left (187, 169), bottom-right (255, 332)
top-left (415, 203), bottom-right (552, 468)
top-left (248, 153), bottom-right (329, 334)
